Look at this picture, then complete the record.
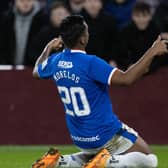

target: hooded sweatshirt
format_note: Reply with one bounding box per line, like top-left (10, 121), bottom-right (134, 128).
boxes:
top-left (14, 2), bottom-right (40, 65)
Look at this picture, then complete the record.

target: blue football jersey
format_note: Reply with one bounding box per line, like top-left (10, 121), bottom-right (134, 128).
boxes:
top-left (38, 49), bottom-right (122, 149)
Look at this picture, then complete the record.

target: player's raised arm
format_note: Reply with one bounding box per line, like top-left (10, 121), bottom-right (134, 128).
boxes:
top-left (32, 38), bottom-right (62, 78)
top-left (110, 36), bottom-right (168, 86)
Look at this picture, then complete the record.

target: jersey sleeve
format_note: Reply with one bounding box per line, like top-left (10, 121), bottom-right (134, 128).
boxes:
top-left (38, 55), bottom-right (55, 79)
top-left (89, 56), bottom-right (118, 85)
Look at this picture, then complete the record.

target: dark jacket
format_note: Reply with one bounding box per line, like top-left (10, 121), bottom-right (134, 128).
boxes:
top-left (0, 0), bottom-right (11, 16)
top-left (154, 2), bottom-right (168, 32)
top-left (30, 24), bottom-right (60, 57)
top-left (120, 21), bottom-right (168, 72)
top-left (0, 9), bottom-right (48, 66)
top-left (104, 0), bottom-right (136, 30)
top-left (120, 21), bottom-right (159, 66)
top-left (81, 10), bottom-right (119, 63)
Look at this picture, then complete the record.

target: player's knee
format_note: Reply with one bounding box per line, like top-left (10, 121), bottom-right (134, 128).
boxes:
top-left (148, 154), bottom-right (158, 168)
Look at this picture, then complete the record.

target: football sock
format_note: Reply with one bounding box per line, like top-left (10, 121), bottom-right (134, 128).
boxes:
top-left (106, 152), bottom-right (158, 168)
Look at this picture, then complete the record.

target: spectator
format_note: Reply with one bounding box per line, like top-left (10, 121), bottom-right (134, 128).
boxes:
top-left (120, 2), bottom-right (161, 70)
top-left (82, 0), bottom-right (119, 65)
top-left (154, 0), bottom-right (168, 32)
top-left (38, 0), bottom-right (59, 10)
top-left (30, 2), bottom-right (70, 57)
top-left (0, 0), bottom-right (48, 66)
top-left (66, 0), bottom-right (85, 14)
top-left (104, 0), bottom-right (136, 30)
top-left (137, 0), bottom-right (159, 14)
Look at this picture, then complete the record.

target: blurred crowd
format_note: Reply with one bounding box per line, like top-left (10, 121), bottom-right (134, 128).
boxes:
top-left (0, 0), bottom-right (168, 72)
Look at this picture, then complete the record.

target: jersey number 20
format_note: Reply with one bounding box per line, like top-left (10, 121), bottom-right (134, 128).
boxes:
top-left (58, 86), bottom-right (91, 117)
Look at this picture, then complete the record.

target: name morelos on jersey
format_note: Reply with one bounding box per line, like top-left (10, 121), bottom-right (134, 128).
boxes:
top-left (38, 49), bottom-right (122, 149)
top-left (53, 70), bottom-right (80, 84)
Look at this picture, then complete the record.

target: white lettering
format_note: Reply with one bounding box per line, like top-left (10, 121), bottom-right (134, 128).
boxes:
top-left (53, 70), bottom-right (80, 83)
top-left (71, 135), bottom-right (100, 142)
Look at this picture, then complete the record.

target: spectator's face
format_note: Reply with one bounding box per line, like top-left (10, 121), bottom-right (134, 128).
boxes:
top-left (15, 0), bottom-right (35, 14)
top-left (51, 7), bottom-right (70, 27)
top-left (84, 0), bottom-right (102, 18)
top-left (132, 12), bottom-right (152, 30)
top-left (70, 0), bottom-right (85, 13)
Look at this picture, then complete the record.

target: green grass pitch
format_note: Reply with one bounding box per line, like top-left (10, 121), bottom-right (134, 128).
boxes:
top-left (0, 145), bottom-right (167, 168)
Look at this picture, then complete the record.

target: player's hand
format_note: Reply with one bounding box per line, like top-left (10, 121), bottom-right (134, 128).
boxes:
top-left (47, 37), bottom-right (63, 51)
top-left (151, 35), bottom-right (168, 56)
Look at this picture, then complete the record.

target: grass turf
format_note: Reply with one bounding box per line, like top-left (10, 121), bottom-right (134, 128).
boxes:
top-left (0, 145), bottom-right (167, 168)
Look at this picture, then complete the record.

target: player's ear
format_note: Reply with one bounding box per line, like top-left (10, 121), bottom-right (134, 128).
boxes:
top-left (80, 36), bottom-right (86, 46)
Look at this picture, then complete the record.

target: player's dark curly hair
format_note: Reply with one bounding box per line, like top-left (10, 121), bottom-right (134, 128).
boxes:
top-left (60, 15), bottom-right (86, 48)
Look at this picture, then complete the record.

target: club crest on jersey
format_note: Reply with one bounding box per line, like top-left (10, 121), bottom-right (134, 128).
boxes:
top-left (58, 61), bottom-right (73, 69)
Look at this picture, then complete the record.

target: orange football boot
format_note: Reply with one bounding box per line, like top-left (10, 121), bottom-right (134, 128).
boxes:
top-left (83, 148), bottom-right (111, 168)
top-left (32, 148), bottom-right (60, 168)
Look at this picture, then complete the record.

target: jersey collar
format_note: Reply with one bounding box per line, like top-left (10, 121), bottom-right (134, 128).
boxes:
top-left (71, 49), bottom-right (86, 54)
